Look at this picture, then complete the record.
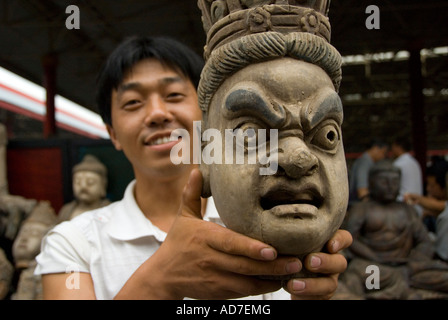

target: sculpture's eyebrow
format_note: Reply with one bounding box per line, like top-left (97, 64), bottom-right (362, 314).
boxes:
top-left (303, 91), bottom-right (343, 130)
top-left (224, 89), bottom-right (285, 127)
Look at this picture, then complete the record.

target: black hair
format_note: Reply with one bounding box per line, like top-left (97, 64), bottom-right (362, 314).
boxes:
top-left (366, 138), bottom-right (388, 150)
top-left (427, 157), bottom-right (448, 189)
top-left (95, 36), bottom-right (204, 126)
top-left (392, 137), bottom-right (412, 152)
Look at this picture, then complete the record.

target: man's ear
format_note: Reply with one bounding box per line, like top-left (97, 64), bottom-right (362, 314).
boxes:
top-left (106, 124), bottom-right (123, 151)
top-left (200, 163), bottom-right (211, 198)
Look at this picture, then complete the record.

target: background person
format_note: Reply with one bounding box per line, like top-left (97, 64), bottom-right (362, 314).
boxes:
top-left (349, 139), bottom-right (388, 203)
top-left (404, 156), bottom-right (448, 232)
top-left (391, 138), bottom-right (423, 205)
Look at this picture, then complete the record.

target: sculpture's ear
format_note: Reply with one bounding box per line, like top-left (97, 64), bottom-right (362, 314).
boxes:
top-left (200, 163), bottom-right (211, 198)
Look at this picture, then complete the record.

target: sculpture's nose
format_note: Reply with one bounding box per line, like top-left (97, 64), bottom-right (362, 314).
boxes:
top-left (277, 137), bottom-right (319, 178)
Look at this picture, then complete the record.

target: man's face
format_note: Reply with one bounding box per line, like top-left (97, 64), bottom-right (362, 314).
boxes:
top-left (372, 146), bottom-right (388, 162)
top-left (107, 59), bottom-right (202, 179)
top-left (390, 143), bottom-right (402, 159)
top-left (73, 171), bottom-right (105, 204)
top-left (426, 175), bottom-right (446, 200)
top-left (203, 58), bottom-right (348, 257)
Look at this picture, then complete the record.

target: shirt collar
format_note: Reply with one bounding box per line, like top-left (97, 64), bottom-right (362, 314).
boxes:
top-left (106, 180), bottom-right (223, 241)
top-left (106, 180), bottom-right (167, 242)
top-left (203, 197), bottom-right (223, 225)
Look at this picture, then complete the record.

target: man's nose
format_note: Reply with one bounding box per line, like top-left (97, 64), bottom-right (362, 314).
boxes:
top-left (276, 137), bottom-right (319, 179)
top-left (144, 96), bottom-right (174, 127)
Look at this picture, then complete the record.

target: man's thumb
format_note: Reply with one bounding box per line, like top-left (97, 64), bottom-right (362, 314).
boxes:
top-left (180, 168), bottom-right (203, 219)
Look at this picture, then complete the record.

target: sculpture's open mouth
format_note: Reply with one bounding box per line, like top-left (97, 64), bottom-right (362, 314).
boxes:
top-left (260, 187), bottom-right (323, 219)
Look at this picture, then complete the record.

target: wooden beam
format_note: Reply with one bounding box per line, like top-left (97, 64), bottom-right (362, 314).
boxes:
top-left (408, 45), bottom-right (427, 179)
top-left (42, 53), bottom-right (58, 138)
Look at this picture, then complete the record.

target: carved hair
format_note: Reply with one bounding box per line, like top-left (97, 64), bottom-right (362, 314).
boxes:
top-left (73, 154), bottom-right (108, 180)
top-left (198, 31), bottom-right (342, 116)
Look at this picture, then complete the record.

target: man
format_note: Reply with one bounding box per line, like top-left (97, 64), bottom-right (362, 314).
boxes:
top-left (35, 36), bottom-right (351, 300)
top-left (391, 138), bottom-right (423, 208)
top-left (349, 139), bottom-right (388, 202)
top-left (404, 157), bottom-right (448, 232)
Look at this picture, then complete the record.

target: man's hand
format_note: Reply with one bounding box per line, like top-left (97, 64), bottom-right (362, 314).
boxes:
top-left (284, 229), bottom-right (353, 300)
top-left (126, 169), bottom-right (302, 300)
top-left (118, 169), bottom-right (352, 300)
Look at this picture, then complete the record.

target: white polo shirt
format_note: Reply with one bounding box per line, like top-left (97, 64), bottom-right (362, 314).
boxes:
top-left (35, 180), bottom-right (289, 300)
top-left (393, 152), bottom-right (423, 199)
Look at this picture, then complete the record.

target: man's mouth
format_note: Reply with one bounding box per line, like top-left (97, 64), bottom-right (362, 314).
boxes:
top-left (147, 136), bottom-right (172, 146)
top-left (260, 186), bottom-right (324, 219)
top-left (144, 132), bottom-right (179, 146)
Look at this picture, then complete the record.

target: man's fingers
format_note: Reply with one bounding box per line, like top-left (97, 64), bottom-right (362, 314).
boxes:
top-left (205, 226), bottom-right (304, 276)
top-left (207, 227), bottom-right (278, 261)
top-left (326, 229), bottom-right (353, 253)
top-left (181, 168), bottom-right (203, 219)
top-left (285, 274), bottom-right (339, 300)
top-left (303, 252), bottom-right (347, 274)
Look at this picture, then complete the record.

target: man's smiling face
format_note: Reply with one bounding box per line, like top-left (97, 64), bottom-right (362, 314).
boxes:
top-left (107, 58), bottom-right (202, 180)
top-left (203, 58), bottom-right (348, 257)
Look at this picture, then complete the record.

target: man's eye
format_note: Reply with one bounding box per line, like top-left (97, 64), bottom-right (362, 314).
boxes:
top-left (310, 123), bottom-right (340, 152)
top-left (166, 92), bottom-right (184, 101)
top-left (123, 100), bottom-right (141, 108)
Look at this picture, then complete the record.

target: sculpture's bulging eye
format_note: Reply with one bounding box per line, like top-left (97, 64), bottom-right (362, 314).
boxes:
top-left (232, 121), bottom-right (267, 151)
top-left (310, 122), bottom-right (340, 152)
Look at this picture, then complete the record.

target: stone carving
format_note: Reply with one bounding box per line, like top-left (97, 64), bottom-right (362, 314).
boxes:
top-left (197, 0), bottom-right (348, 275)
top-left (12, 201), bottom-right (56, 269)
top-left (342, 161), bottom-right (448, 299)
top-left (11, 201), bottom-right (57, 300)
top-left (57, 154), bottom-right (110, 222)
top-left (198, 0), bottom-right (332, 59)
top-left (1, 123), bottom-right (40, 300)
top-left (0, 248), bottom-right (13, 300)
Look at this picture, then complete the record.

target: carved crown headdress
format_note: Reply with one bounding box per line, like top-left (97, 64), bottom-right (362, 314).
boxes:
top-left (197, 0), bottom-right (342, 113)
top-left (72, 154), bottom-right (107, 179)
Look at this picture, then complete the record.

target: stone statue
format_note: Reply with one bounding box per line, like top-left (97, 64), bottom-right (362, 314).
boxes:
top-left (11, 201), bottom-right (57, 300)
top-left (342, 161), bottom-right (448, 299)
top-left (0, 247), bottom-right (13, 299)
top-left (197, 0), bottom-right (348, 274)
top-left (1, 123), bottom-right (37, 300)
top-left (58, 154), bottom-right (110, 222)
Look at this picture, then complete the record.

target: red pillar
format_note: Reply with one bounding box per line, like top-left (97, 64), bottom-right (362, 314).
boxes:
top-left (42, 53), bottom-right (58, 138)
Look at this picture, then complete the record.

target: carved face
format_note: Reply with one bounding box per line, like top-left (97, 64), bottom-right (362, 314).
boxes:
top-left (369, 169), bottom-right (401, 203)
top-left (12, 222), bottom-right (48, 266)
top-left (73, 171), bottom-right (106, 205)
top-left (202, 58), bottom-right (348, 257)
